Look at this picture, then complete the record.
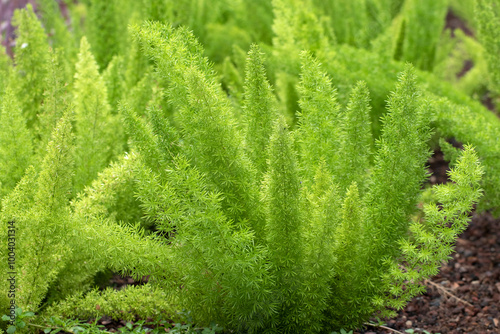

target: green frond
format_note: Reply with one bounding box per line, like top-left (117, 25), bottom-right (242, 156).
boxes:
top-left (133, 22), bottom-right (264, 236)
top-left (57, 152), bottom-right (170, 298)
top-left (476, 0), bottom-right (500, 95)
top-left (11, 4), bottom-right (50, 128)
top-left (0, 87), bottom-right (33, 200)
top-left (263, 116), bottom-right (303, 332)
top-left (383, 145), bottom-right (483, 309)
top-left (1, 112), bottom-right (74, 312)
top-left (134, 156), bottom-right (275, 329)
top-left (326, 182), bottom-right (372, 329)
top-left (73, 37), bottom-right (123, 194)
top-left (297, 51), bottom-right (342, 184)
top-left (36, 49), bottom-right (70, 161)
top-left (365, 64), bottom-right (432, 257)
top-left (337, 81), bottom-right (373, 193)
top-left (243, 44), bottom-right (278, 177)
top-left (299, 162), bottom-right (340, 332)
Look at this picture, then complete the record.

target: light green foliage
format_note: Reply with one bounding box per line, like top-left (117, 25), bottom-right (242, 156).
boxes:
top-left (297, 54), bottom-right (372, 193)
top-left (54, 153), bottom-right (170, 299)
top-left (313, 43), bottom-right (500, 214)
top-left (11, 5), bottom-right (50, 128)
top-left (263, 116), bottom-right (302, 332)
top-left (338, 82), bottom-right (373, 192)
top-left (297, 51), bottom-right (342, 184)
top-left (383, 145), bottom-right (483, 311)
top-left (133, 22), bottom-right (264, 236)
top-left (476, 0), bottom-right (500, 95)
top-left (365, 65), bottom-right (431, 257)
top-left (398, 0), bottom-right (448, 71)
top-left (1, 113), bottom-right (73, 312)
top-left (0, 88), bottom-right (33, 199)
top-left (123, 93), bottom-right (274, 329)
top-left (429, 98), bottom-right (500, 216)
top-left (0, 1), bottom-right (498, 333)
top-left (120, 104), bottom-right (170, 173)
top-left (127, 25), bottom-right (481, 331)
top-left (73, 37), bottom-right (123, 194)
top-left (243, 44), bottom-right (278, 177)
top-left (36, 49), bottom-right (70, 160)
top-left (124, 72), bottom-right (155, 119)
top-left (327, 183), bottom-right (368, 327)
top-left (43, 285), bottom-right (173, 322)
top-left (135, 157), bottom-right (275, 330)
top-left (299, 163), bottom-right (340, 332)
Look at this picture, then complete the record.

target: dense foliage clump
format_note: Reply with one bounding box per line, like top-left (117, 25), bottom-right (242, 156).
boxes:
top-left (0, 0), bottom-right (498, 333)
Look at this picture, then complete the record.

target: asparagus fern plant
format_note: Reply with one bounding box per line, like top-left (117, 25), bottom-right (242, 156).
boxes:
top-left (0, 1), bottom-right (498, 333)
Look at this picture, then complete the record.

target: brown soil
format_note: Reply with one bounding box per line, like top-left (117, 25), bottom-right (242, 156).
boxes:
top-left (362, 215), bottom-right (500, 334)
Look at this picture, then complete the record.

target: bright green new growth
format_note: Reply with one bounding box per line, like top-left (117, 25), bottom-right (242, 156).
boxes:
top-left (263, 116), bottom-right (303, 332)
top-left (123, 23), bottom-right (482, 332)
top-left (73, 37), bottom-right (123, 194)
top-left (132, 22), bottom-right (265, 237)
top-left (476, 0), bottom-right (500, 95)
top-left (0, 1), bottom-right (496, 333)
top-left (0, 88), bottom-right (33, 200)
top-left (36, 49), bottom-right (70, 161)
top-left (1, 112), bottom-right (74, 311)
top-left (338, 82), bottom-right (372, 192)
top-left (11, 4), bottom-right (50, 129)
top-left (297, 51), bottom-right (342, 185)
top-left (243, 44), bottom-right (278, 177)
top-left (366, 64), bottom-right (431, 256)
top-left (383, 145), bottom-right (483, 311)
top-left (299, 163), bottom-right (339, 332)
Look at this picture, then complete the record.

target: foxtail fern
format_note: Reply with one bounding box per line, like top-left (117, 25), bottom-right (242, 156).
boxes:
top-left (120, 23), bottom-right (482, 332)
top-left (0, 2), bottom-right (496, 334)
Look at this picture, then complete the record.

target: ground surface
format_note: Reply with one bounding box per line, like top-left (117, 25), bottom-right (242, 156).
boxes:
top-left (361, 209), bottom-right (500, 334)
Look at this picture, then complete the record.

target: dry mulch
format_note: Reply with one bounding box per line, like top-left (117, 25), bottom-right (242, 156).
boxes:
top-left (359, 213), bottom-right (500, 334)
top-left (362, 211), bottom-right (500, 334)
